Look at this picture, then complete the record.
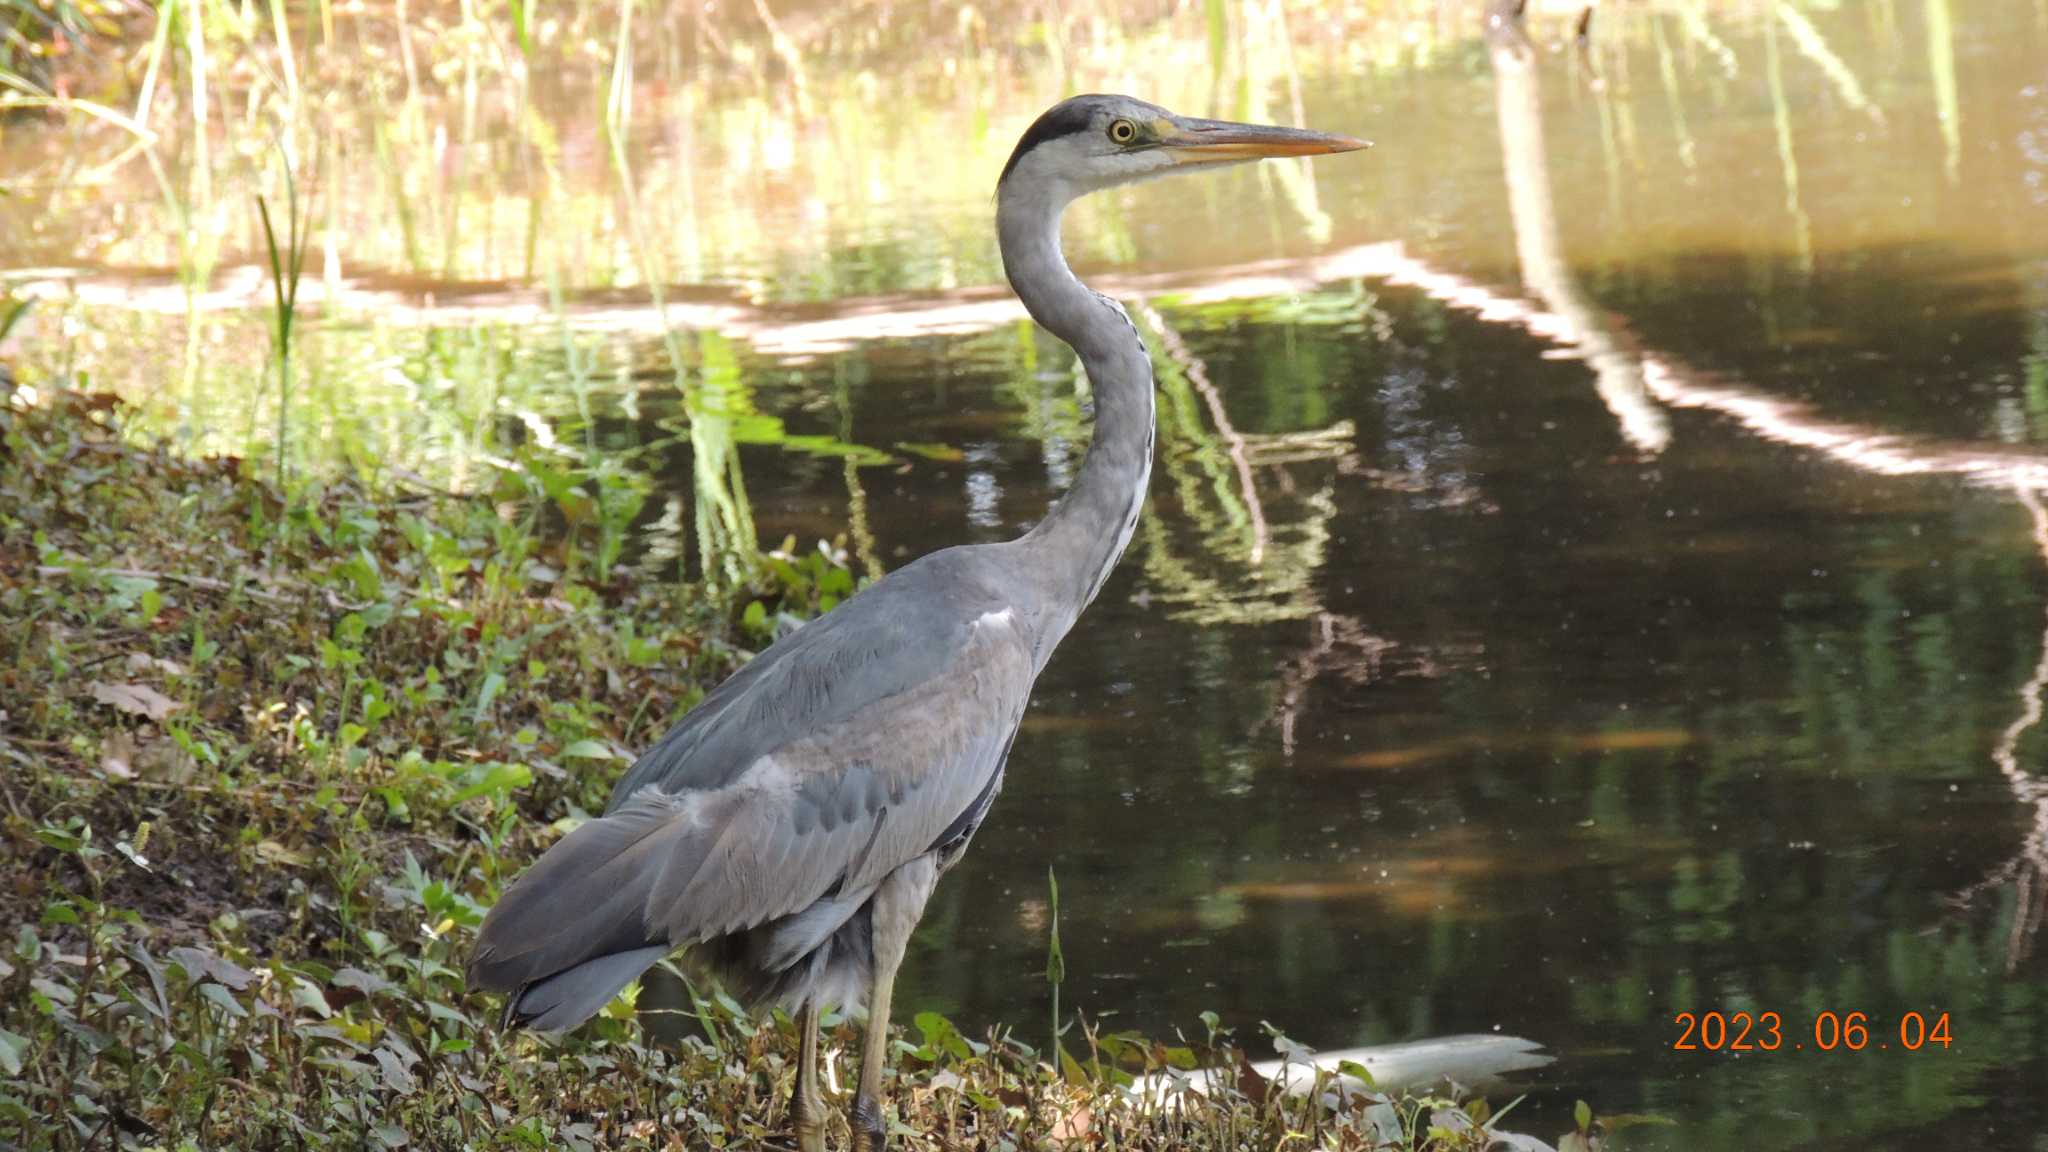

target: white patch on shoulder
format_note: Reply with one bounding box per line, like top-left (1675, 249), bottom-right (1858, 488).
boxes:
top-left (736, 753), bottom-right (794, 793)
top-left (627, 784), bottom-right (707, 828)
top-left (974, 608), bottom-right (1016, 632)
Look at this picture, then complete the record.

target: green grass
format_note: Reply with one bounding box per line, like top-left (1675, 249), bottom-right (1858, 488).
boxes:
top-left (256, 162), bottom-right (311, 490)
top-left (0, 393), bottom-right (1579, 1149)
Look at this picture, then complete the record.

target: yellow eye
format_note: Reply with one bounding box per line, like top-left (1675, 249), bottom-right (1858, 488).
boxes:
top-left (1108, 119), bottom-right (1138, 144)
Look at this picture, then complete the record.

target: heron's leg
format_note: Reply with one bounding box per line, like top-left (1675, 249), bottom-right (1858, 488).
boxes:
top-left (847, 953), bottom-right (899, 1151)
top-left (792, 1000), bottom-right (825, 1152)
top-left (850, 857), bottom-right (938, 1152)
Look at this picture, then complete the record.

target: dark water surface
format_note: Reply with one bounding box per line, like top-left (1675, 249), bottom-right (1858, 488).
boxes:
top-left (7, 1), bottom-right (2048, 1146)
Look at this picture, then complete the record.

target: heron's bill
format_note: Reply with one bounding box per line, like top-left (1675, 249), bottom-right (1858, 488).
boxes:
top-left (1155, 117), bottom-right (1372, 162)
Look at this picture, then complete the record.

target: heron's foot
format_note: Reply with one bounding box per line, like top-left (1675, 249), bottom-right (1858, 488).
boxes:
top-left (793, 1103), bottom-right (827, 1152)
top-left (792, 1083), bottom-right (826, 1152)
top-left (849, 1093), bottom-right (887, 1151)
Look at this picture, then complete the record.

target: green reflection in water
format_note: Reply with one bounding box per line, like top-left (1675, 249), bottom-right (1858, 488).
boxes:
top-left (1763, 12), bottom-right (1815, 276)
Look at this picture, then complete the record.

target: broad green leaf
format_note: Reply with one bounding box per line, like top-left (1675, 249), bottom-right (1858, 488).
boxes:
top-left (0, 1028), bottom-right (25, 1076)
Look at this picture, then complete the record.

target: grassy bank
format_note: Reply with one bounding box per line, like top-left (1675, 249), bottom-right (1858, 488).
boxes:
top-left (0, 393), bottom-right (1569, 1149)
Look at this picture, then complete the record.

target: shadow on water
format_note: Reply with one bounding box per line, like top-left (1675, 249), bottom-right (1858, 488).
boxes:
top-left (7, 0), bottom-right (2048, 1146)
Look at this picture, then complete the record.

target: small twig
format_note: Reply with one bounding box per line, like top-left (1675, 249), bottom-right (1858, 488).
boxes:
top-left (27, 754), bottom-right (359, 801)
top-left (31, 565), bottom-right (367, 612)
top-left (111, 776), bottom-right (344, 798)
top-left (73, 650), bottom-right (129, 672)
top-left (34, 564), bottom-right (278, 600)
top-left (0, 774), bottom-right (27, 821)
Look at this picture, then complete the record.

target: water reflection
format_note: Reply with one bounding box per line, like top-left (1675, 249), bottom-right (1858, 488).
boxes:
top-left (1954, 485), bottom-right (2048, 972)
top-left (1488, 0), bottom-right (1670, 454)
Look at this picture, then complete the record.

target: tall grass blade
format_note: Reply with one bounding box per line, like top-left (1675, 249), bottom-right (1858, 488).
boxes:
top-left (1651, 13), bottom-right (1697, 174)
top-left (184, 0), bottom-right (210, 207)
top-left (257, 163), bottom-right (310, 489)
top-left (510, 0), bottom-right (534, 58)
top-left (1046, 865), bottom-right (1065, 1070)
top-left (0, 70), bottom-right (159, 140)
top-left (1763, 11), bottom-right (1814, 272)
top-left (0, 292), bottom-right (30, 344)
top-left (267, 0), bottom-right (300, 106)
top-left (1926, 0), bottom-right (1960, 184)
top-left (134, 0), bottom-right (173, 126)
top-left (1775, 3), bottom-right (1881, 124)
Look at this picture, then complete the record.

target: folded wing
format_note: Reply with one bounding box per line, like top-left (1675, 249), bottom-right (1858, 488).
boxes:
top-left (469, 555), bottom-right (1033, 1031)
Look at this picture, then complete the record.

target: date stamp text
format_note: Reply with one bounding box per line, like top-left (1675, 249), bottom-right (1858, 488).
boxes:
top-left (1672, 1011), bottom-right (1953, 1052)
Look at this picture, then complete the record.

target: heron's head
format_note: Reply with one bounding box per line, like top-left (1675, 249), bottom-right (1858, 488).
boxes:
top-left (997, 93), bottom-right (1369, 201)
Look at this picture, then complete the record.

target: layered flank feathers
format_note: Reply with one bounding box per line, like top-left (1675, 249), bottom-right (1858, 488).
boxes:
top-left (466, 771), bottom-right (896, 1032)
top-left (468, 552), bottom-right (1038, 1034)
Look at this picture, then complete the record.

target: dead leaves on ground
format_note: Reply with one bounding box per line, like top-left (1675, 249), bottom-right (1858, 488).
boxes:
top-left (87, 681), bottom-right (181, 722)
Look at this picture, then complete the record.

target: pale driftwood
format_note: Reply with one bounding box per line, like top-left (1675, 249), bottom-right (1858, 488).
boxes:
top-left (1129, 1031), bottom-right (1553, 1104)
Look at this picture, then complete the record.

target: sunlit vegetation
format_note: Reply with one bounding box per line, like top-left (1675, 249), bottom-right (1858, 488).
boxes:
top-left (0, 393), bottom-right (1588, 1148)
top-left (0, 0), bottom-right (133, 87)
top-left (1, 0), bottom-right (1958, 461)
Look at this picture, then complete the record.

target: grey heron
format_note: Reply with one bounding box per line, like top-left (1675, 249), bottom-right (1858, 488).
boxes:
top-left (468, 93), bottom-right (1367, 1150)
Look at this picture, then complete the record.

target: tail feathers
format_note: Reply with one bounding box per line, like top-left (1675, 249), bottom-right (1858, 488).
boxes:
top-left (505, 944), bottom-right (672, 1032)
top-left (470, 790), bottom-right (709, 1015)
top-left (755, 889), bottom-right (871, 973)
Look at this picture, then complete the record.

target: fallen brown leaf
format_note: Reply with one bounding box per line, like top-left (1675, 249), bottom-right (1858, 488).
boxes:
top-left (256, 840), bottom-right (311, 868)
top-left (88, 681), bottom-right (181, 722)
top-left (100, 731), bottom-right (136, 779)
top-left (1234, 1049), bottom-right (1269, 1109)
top-left (126, 652), bottom-right (188, 677)
top-left (98, 729), bottom-right (196, 783)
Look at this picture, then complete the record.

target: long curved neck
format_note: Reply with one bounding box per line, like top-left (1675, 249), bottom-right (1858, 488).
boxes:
top-left (996, 175), bottom-right (1156, 651)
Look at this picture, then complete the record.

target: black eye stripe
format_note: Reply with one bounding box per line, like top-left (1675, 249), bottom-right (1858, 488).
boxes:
top-left (1000, 99), bottom-right (1104, 184)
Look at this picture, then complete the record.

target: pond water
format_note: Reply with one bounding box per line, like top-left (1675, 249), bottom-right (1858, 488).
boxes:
top-left (6, 0), bottom-right (2048, 1146)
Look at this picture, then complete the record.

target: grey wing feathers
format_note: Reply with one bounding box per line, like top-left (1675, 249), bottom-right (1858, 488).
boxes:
top-left (663, 606), bottom-right (1032, 926)
top-left (606, 547), bottom-right (1016, 808)
top-left (648, 611), bottom-right (1032, 939)
top-left (469, 549), bottom-right (1035, 1031)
